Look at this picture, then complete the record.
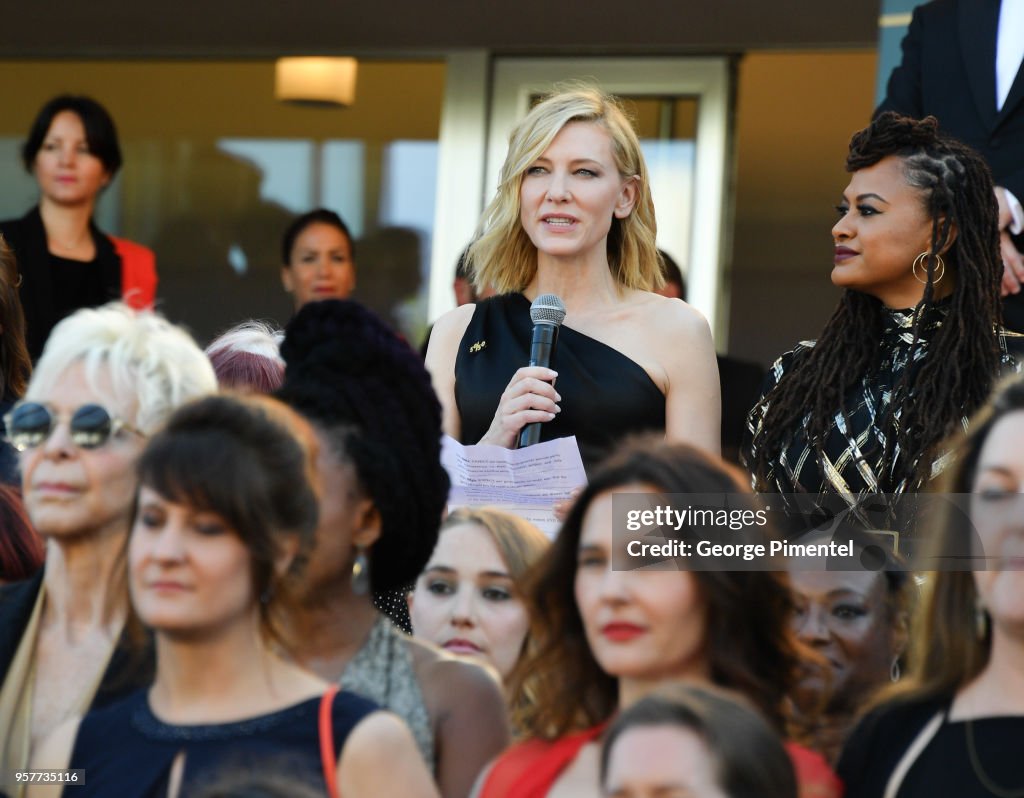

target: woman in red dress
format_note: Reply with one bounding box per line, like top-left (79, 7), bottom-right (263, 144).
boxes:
top-left (479, 438), bottom-right (841, 798)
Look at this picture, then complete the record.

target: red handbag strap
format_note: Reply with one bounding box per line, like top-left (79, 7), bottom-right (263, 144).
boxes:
top-left (319, 686), bottom-right (340, 798)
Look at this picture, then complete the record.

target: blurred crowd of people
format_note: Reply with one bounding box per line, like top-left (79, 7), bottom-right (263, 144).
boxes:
top-left (2, 19), bottom-right (1024, 795)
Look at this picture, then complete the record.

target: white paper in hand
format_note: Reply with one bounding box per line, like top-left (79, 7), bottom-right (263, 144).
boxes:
top-left (440, 435), bottom-right (587, 537)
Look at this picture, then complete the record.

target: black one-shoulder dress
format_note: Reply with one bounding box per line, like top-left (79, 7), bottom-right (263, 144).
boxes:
top-left (455, 293), bottom-right (666, 471)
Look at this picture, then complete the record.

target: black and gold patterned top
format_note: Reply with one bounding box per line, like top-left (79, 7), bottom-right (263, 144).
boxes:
top-left (743, 302), bottom-right (1024, 519)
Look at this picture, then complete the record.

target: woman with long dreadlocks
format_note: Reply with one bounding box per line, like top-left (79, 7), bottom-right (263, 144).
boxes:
top-left (745, 113), bottom-right (1024, 522)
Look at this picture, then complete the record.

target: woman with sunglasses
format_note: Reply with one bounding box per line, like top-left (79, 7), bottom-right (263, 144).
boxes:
top-left (28, 395), bottom-right (438, 798)
top-left (0, 303), bottom-right (216, 798)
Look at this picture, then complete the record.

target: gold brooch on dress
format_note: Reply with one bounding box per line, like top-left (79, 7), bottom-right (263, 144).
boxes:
top-left (469, 340), bottom-right (487, 354)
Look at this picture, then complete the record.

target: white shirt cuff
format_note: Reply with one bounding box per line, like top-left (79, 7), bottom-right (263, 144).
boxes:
top-left (1003, 187), bottom-right (1024, 235)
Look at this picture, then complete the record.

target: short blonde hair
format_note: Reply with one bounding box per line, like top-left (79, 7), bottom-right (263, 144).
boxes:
top-left (28, 303), bottom-right (217, 434)
top-left (470, 85), bottom-right (661, 294)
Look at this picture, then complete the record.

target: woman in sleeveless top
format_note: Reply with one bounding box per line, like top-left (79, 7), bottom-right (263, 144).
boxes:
top-left (479, 438), bottom-right (840, 798)
top-left (276, 300), bottom-right (511, 798)
top-left (837, 375), bottom-right (1024, 797)
top-left (0, 95), bottom-right (157, 361)
top-left (28, 395), bottom-right (436, 798)
top-left (426, 87), bottom-right (720, 470)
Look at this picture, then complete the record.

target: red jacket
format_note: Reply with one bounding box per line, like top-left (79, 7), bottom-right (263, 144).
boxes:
top-left (110, 235), bottom-right (158, 309)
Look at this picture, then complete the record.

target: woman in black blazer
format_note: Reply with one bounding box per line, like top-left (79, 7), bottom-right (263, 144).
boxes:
top-left (0, 95), bottom-right (156, 361)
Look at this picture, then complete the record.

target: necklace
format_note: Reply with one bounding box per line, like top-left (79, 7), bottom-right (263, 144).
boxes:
top-left (50, 232), bottom-right (89, 249)
top-left (46, 222), bottom-right (93, 255)
top-left (966, 717), bottom-right (1024, 797)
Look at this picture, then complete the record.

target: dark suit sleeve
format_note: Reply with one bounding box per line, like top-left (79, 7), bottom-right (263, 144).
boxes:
top-left (876, 5), bottom-right (926, 118)
top-left (999, 166), bottom-right (1024, 213)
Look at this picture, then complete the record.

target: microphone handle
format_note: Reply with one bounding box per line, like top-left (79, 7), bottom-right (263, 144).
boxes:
top-left (517, 323), bottom-right (558, 449)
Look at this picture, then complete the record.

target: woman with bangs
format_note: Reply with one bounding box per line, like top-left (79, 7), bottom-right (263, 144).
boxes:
top-left (29, 395), bottom-right (438, 798)
top-left (426, 86), bottom-right (720, 470)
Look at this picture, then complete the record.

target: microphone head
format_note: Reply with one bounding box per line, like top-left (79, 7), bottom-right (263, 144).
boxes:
top-left (530, 294), bottom-right (566, 327)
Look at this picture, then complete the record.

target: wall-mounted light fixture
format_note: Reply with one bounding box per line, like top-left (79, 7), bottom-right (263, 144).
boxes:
top-left (275, 57), bottom-right (358, 107)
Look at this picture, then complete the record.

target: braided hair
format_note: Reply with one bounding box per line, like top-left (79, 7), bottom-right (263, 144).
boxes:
top-left (750, 113), bottom-right (1003, 492)
top-left (276, 300), bottom-right (450, 595)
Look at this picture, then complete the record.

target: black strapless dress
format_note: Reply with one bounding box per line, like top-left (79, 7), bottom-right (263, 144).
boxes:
top-left (455, 293), bottom-right (666, 471)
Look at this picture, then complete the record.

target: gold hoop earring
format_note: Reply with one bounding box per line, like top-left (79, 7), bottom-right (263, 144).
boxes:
top-left (912, 252), bottom-right (945, 285)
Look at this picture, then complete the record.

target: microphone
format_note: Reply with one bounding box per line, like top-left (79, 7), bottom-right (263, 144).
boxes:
top-left (517, 294), bottom-right (566, 449)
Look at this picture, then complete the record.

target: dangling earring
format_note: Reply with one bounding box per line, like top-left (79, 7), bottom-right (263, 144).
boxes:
top-left (912, 252), bottom-right (945, 285)
top-left (975, 598), bottom-right (990, 641)
top-left (351, 545), bottom-right (370, 596)
top-left (890, 656), bottom-right (901, 682)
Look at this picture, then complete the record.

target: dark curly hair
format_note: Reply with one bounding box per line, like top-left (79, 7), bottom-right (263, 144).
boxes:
top-left (275, 299), bottom-right (449, 594)
top-left (512, 437), bottom-right (799, 740)
top-left (749, 112), bottom-right (1003, 493)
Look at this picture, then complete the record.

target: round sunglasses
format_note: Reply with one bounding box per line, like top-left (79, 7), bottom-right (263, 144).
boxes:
top-left (3, 401), bottom-right (145, 451)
